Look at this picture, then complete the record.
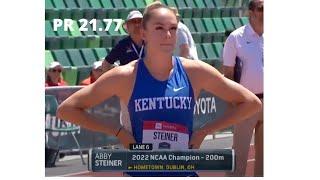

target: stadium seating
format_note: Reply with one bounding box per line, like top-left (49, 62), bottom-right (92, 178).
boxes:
top-left (203, 18), bottom-right (216, 32)
top-left (100, 0), bottom-right (114, 9)
top-left (213, 42), bottom-right (224, 58)
top-left (62, 66), bottom-right (78, 85)
top-left (232, 17), bottom-right (243, 29)
top-left (81, 48), bottom-right (98, 65)
top-left (202, 43), bottom-right (219, 60)
top-left (222, 17), bottom-right (235, 32)
top-left (44, 1), bottom-right (246, 43)
top-left (52, 49), bottom-right (72, 66)
top-left (77, 66), bottom-right (93, 84)
top-left (193, 18), bottom-right (206, 33)
top-left (45, 50), bottom-right (55, 68)
top-left (45, 1), bottom-right (243, 20)
top-left (60, 36), bottom-right (75, 49)
top-left (45, 37), bottom-right (60, 49)
top-left (45, 21), bottom-right (56, 37)
top-left (69, 20), bottom-right (82, 36)
top-left (45, 0), bottom-right (54, 9)
top-left (74, 36), bottom-right (87, 48)
top-left (181, 18), bottom-right (196, 32)
top-left (195, 43), bottom-right (206, 60)
top-left (241, 16), bottom-right (249, 25)
top-left (78, 0), bottom-right (92, 8)
top-left (87, 35), bottom-right (100, 48)
top-left (66, 49), bottom-right (87, 66)
top-left (45, 0), bottom-right (250, 78)
top-left (51, 0), bottom-right (66, 9)
top-left (94, 47), bottom-right (108, 59)
top-left (65, 0), bottom-right (77, 9)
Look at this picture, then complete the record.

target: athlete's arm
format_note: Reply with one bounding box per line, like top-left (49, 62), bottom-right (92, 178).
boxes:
top-left (183, 59), bottom-right (262, 148)
top-left (57, 65), bottom-right (136, 148)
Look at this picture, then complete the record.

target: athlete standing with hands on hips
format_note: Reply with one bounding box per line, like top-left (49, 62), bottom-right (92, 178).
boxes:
top-left (57, 2), bottom-right (262, 177)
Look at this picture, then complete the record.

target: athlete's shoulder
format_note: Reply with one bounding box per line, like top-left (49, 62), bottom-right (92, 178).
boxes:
top-left (93, 60), bottom-right (139, 97)
top-left (111, 59), bottom-right (139, 76)
top-left (96, 60), bottom-right (138, 87)
top-left (179, 57), bottom-right (213, 71)
top-left (179, 57), bottom-right (221, 81)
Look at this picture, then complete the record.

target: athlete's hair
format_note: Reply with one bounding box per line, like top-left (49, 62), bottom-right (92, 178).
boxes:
top-left (142, 1), bottom-right (178, 29)
top-left (169, 6), bottom-right (180, 22)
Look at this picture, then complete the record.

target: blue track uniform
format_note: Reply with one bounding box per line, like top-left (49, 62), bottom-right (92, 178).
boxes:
top-left (126, 56), bottom-right (198, 177)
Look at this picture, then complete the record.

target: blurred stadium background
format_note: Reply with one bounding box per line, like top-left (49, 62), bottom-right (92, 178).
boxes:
top-left (45, 0), bottom-right (250, 85)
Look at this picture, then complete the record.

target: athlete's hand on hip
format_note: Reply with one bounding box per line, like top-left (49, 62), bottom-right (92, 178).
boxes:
top-left (117, 128), bottom-right (136, 149)
top-left (189, 130), bottom-right (207, 149)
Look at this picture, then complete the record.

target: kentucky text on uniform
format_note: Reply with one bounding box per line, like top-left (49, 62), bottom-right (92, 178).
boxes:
top-left (134, 96), bottom-right (193, 112)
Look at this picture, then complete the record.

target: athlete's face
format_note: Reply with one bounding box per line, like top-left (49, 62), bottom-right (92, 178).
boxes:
top-left (143, 8), bottom-right (178, 54)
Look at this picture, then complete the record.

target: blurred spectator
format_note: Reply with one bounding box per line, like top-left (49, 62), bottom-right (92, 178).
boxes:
top-left (45, 62), bottom-right (68, 87)
top-left (102, 10), bottom-right (144, 71)
top-left (223, 0), bottom-right (264, 176)
top-left (80, 61), bottom-right (104, 85)
top-left (171, 7), bottom-right (199, 60)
